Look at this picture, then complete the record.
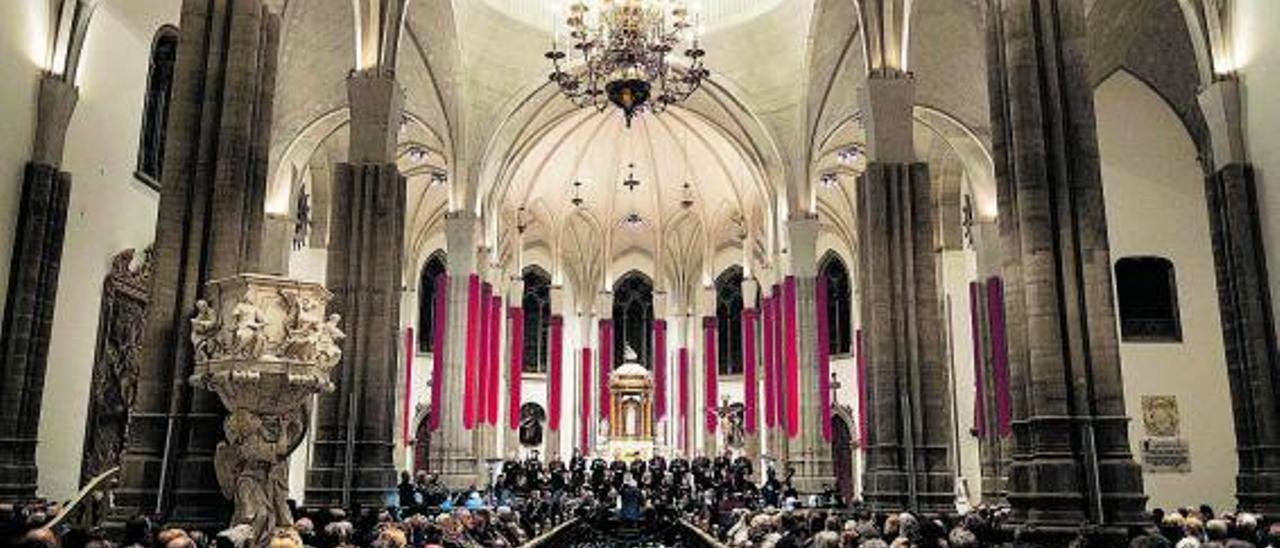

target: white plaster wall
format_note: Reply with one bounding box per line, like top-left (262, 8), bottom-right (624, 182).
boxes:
top-left (940, 249), bottom-right (981, 505)
top-left (0, 1), bottom-right (50, 335)
top-left (1234, 0), bottom-right (1280, 342)
top-left (1096, 72), bottom-right (1236, 512)
top-left (36, 0), bottom-right (178, 501)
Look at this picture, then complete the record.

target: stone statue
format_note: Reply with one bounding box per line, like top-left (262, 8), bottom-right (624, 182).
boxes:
top-left (231, 298), bottom-right (267, 359)
top-left (191, 299), bottom-right (221, 361)
top-left (214, 407), bottom-right (307, 535)
top-left (316, 314), bottom-right (345, 369)
top-left (282, 291), bottom-right (323, 363)
top-left (623, 344), bottom-right (639, 363)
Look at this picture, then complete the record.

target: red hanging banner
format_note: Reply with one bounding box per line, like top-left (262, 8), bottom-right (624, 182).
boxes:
top-left (783, 277), bottom-right (800, 438)
top-left (488, 295), bottom-right (501, 425)
top-left (653, 320), bottom-right (667, 421)
top-left (816, 279), bottom-right (832, 442)
top-left (463, 275), bottom-right (480, 430)
top-left (599, 320), bottom-right (613, 421)
top-left (703, 316), bottom-right (718, 433)
top-left (428, 275), bottom-right (448, 433)
top-left (548, 315), bottom-right (564, 431)
top-left (987, 277), bottom-right (1012, 436)
top-left (508, 307), bottom-right (524, 430)
top-left (762, 295), bottom-right (776, 429)
top-left (678, 347), bottom-right (689, 452)
top-left (477, 283), bottom-right (492, 428)
top-left (580, 348), bottom-right (592, 454)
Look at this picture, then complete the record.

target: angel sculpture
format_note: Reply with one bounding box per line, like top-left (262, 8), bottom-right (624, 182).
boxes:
top-left (623, 344), bottom-right (640, 363)
top-left (316, 313), bottom-right (345, 368)
top-left (215, 407), bottom-right (307, 536)
top-left (191, 299), bottom-right (221, 361)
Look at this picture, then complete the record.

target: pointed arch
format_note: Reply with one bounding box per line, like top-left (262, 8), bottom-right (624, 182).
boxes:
top-left (522, 265), bottom-right (553, 373)
top-left (715, 265), bottom-right (745, 375)
top-left (613, 270), bottom-right (655, 368)
top-left (820, 250), bottom-right (853, 355)
top-left (417, 250), bottom-right (447, 352)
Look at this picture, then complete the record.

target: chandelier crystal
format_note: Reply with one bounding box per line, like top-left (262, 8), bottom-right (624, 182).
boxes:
top-left (546, 0), bottom-right (710, 126)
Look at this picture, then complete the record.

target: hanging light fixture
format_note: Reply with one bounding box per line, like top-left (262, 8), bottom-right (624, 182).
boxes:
top-left (571, 180), bottom-right (586, 207)
top-left (546, 0), bottom-right (710, 127)
top-left (622, 162), bottom-right (641, 192)
top-left (680, 181), bottom-right (694, 209)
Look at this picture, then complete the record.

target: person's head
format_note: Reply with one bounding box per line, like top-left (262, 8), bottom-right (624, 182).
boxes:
top-left (400, 471), bottom-right (411, 484)
top-left (156, 528), bottom-right (188, 547)
top-left (1206, 520), bottom-right (1230, 541)
top-left (375, 527), bottom-right (407, 548)
top-left (293, 518), bottom-right (315, 537)
top-left (213, 525), bottom-right (253, 548)
top-left (265, 528), bottom-right (302, 548)
top-left (1176, 538), bottom-right (1201, 548)
top-left (1264, 523), bottom-right (1280, 547)
top-left (21, 528), bottom-right (57, 548)
top-left (1235, 513), bottom-right (1259, 536)
top-left (813, 531), bottom-right (841, 548)
top-left (949, 527), bottom-right (978, 548)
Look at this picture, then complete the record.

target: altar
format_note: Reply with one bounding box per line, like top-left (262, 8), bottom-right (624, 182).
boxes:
top-left (599, 356), bottom-right (656, 462)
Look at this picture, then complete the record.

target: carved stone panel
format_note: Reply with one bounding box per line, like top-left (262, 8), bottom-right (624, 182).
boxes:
top-left (80, 248), bottom-right (151, 485)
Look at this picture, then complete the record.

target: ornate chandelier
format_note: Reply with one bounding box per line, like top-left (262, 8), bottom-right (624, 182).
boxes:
top-left (546, 0), bottom-right (709, 126)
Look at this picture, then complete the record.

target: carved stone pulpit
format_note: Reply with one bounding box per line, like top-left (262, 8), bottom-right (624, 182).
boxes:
top-left (188, 274), bottom-right (343, 536)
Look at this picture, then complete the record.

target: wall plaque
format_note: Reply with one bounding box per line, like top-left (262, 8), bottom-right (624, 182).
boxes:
top-left (1141, 438), bottom-right (1191, 473)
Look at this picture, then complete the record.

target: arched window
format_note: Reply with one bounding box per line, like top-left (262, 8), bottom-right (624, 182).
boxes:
top-left (613, 271), bottom-right (654, 368)
top-left (716, 266), bottom-right (744, 375)
top-left (1115, 257), bottom-right (1182, 342)
top-left (820, 252), bottom-right (853, 355)
top-left (522, 266), bottom-right (552, 374)
top-left (417, 251), bottom-right (447, 353)
top-left (135, 26), bottom-right (179, 187)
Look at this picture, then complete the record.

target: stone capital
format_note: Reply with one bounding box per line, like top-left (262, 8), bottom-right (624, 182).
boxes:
top-left (32, 74), bottom-right (79, 167)
top-left (597, 291), bottom-right (614, 320)
top-left (741, 278), bottom-right (760, 308)
top-left (346, 69), bottom-right (404, 164)
top-left (1198, 77), bottom-right (1246, 170)
top-left (786, 215), bottom-right (820, 277)
top-left (444, 212), bottom-right (481, 275)
top-left (859, 73), bottom-right (916, 164)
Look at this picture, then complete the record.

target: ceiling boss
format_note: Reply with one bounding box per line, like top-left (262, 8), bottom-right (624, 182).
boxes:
top-left (546, 0), bottom-right (710, 127)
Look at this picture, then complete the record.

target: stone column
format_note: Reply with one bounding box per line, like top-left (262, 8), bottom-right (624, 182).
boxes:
top-left (426, 213), bottom-right (480, 489)
top-left (113, 0), bottom-right (279, 527)
top-left (784, 217), bottom-right (834, 493)
top-left (1198, 78), bottom-right (1280, 515)
top-left (304, 69), bottom-right (405, 507)
top-left (984, 0), bottom-right (1146, 534)
top-left (0, 0), bottom-right (99, 501)
top-left (652, 292), bottom-right (670, 454)
top-left (596, 292), bottom-right (613, 452)
top-left (856, 74), bottom-right (954, 513)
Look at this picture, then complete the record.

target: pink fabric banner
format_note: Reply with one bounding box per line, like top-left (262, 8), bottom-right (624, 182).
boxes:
top-left (429, 275), bottom-right (448, 432)
top-left (580, 348), bottom-right (592, 454)
top-left (856, 328), bottom-right (866, 449)
top-left (762, 295), bottom-right (776, 429)
top-left (653, 320), bottom-right (667, 421)
top-left (679, 348), bottom-right (689, 451)
top-left (969, 282), bottom-right (987, 437)
top-left (488, 295), bottom-right (501, 425)
top-left (403, 328), bottom-right (413, 446)
top-left (477, 283), bottom-right (492, 428)
top-left (783, 277), bottom-right (800, 438)
top-left (703, 316), bottom-right (718, 433)
top-left (772, 286), bottom-right (785, 430)
top-left (508, 307), bottom-right (524, 430)
top-left (463, 275), bottom-right (480, 430)
top-left (548, 315), bottom-right (564, 431)
top-left (599, 320), bottom-right (613, 421)
top-left (816, 279), bottom-right (832, 442)
top-left (742, 308), bottom-right (758, 434)
top-left (987, 277), bottom-right (1012, 436)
